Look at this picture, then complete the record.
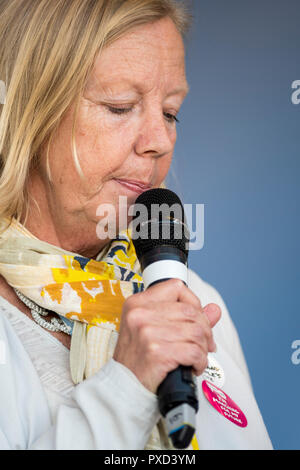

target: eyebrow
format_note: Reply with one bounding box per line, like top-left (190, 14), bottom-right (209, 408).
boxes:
top-left (99, 79), bottom-right (190, 98)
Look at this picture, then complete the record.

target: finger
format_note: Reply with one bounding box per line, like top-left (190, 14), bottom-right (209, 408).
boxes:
top-left (135, 300), bottom-right (202, 323)
top-left (202, 303), bottom-right (222, 328)
top-left (139, 320), bottom-right (213, 350)
top-left (158, 341), bottom-right (209, 377)
top-left (137, 279), bottom-right (203, 310)
top-left (148, 301), bottom-right (217, 349)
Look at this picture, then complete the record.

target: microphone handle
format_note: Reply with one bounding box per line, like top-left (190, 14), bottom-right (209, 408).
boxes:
top-left (146, 277), bottom-right (199, 450)
top-left (157, 365), bottom-right (199, 449)
top-left (140, 248), bottom-right (199, 449)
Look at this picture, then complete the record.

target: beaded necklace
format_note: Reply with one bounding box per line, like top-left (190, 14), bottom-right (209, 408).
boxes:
top-left (14, 288), bottom-right (72, 335)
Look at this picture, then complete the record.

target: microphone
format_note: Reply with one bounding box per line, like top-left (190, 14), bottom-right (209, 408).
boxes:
top-left (131, 188), bottom-right (199, 449)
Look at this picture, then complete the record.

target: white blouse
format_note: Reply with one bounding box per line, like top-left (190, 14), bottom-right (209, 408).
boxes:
top-left (0, 299), bottom-right (75, 423)
top-left (0, 269), bottom-right (273, 450)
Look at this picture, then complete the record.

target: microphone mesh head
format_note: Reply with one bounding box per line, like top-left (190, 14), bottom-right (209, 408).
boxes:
top-left (131, 188), bottom-right (189, 259)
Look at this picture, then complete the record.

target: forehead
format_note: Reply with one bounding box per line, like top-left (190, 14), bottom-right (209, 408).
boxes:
top-left (87, 18), bottom-right (188, 96)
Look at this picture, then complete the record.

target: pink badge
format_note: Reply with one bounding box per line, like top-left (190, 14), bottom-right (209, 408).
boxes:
top-left (202, 380), bottom-right (248, 428)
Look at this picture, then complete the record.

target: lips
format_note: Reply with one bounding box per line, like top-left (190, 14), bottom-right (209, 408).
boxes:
top-left (114, 178), bottom-right (152, 195)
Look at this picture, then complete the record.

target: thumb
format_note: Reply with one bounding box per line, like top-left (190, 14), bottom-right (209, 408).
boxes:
top-left (203, 303), bottom-right (222, 328)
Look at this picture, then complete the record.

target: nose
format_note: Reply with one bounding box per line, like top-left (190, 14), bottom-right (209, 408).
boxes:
top-left (134, 107), bottom-right (176, 159)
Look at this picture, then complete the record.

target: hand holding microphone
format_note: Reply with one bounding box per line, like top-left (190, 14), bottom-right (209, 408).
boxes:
top-left (114, 278), bottom-right (220, 392)
top-left (113, 189), bottom-right (221, 448)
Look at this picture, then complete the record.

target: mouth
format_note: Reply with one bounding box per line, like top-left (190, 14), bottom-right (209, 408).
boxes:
top-left (114, 178), bottom-right (153, 195)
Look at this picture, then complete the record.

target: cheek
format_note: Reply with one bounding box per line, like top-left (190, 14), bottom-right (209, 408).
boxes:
top-left (74, 109), bottom-right (134, 184)
top-left (152, 149), bottom-right (173, 187)
top-left (42, 108), bottom-right (133, 210)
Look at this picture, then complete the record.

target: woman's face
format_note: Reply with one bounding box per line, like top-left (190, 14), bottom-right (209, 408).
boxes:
top-left (36, 17), bottom-right (188, 253)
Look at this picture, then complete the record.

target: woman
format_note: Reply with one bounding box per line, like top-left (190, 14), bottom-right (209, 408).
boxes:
top-left (0, 0), bottom-right (272, 450)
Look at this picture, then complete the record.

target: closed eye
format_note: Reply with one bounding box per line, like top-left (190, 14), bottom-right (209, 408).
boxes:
top-left (106, 106), bottom-right (180, 123)
top-left (164, 112), bottom-right (180, 123)
top-left (106, 106), bottom-right (132, 115)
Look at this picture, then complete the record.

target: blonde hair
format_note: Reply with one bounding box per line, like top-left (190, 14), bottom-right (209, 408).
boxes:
top-left (0, 0), bottom-right (192, 225)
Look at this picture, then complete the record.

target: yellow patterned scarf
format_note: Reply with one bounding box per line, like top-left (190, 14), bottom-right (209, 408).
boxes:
top-left (0, 217), bottom-right (199, 450)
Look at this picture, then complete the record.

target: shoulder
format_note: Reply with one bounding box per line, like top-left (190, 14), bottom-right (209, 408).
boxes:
top-left (188, 269), bottom-right (227, 305)
top-left (0, 296), bottom-right (35, 381)
top-left (0, 295), bottom-right (51, 448)
top-left (187, 268), bottom-right (252, 383)
top-left (187, 268), bottom-right (237, 341)
top-left (0, 296), bottom-right (20, 350)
